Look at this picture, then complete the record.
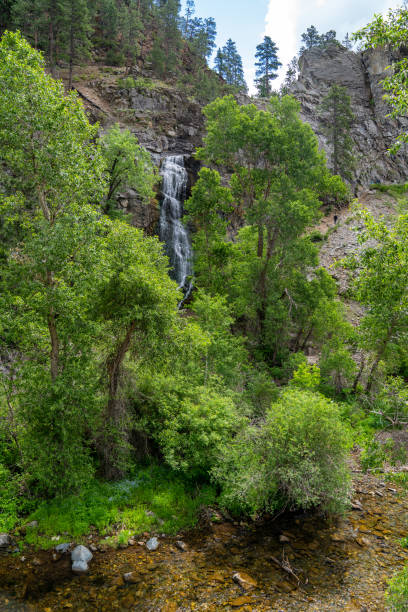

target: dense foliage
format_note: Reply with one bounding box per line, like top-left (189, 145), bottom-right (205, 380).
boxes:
top-left (3, 4), bottom-right (408, 549)
top-left (214, 386), bottom-right (352, 515)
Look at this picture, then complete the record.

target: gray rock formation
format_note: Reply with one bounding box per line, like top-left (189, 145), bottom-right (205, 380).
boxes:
top-left (290, 44), bottom-right (408, 187)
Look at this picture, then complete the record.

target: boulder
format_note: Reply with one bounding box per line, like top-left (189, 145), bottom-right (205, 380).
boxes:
top-left (123, 572), bottom-right (139, 584)
top-left (232, 572), bottom-right (258, 590)
top-left (55, 542), bottom-right (71, 554)
top-left (146, 537), bottom-right (159, 551)
top-left (0, 534), bottom-right (11, 548)
top-left (71, 545), bottom-right (93, 574)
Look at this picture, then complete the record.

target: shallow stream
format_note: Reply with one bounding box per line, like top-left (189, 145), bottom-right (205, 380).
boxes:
top-left (1, 473), bottom-right (408, 611)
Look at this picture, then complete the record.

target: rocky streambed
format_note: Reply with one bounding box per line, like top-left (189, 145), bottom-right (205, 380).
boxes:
top-left (1, 472), bottom-right (408, 611)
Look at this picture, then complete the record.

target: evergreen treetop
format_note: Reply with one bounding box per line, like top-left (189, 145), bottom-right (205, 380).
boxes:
top-left (255, 35), bottom-right (281, 97)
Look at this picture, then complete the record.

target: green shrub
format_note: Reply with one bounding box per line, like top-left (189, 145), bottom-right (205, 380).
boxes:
top-left (290, 362), bottom-right (321, 390)
top-left (106, 48), bottom-right (125, 66)
top-left (117, 76), bottom-right (136, 89)
top-left (157, 386), bottom-right (240, 476)
top-left (213, 388), bottom-right (352, 515)
top-left (360, 437), bottom-right (392, 471)
top-left (0, 463), bottom-right (20, 531)
top-left (309, 230), bottom-right (324, 243)
top-left (387, 565), bottom-right (408, 611)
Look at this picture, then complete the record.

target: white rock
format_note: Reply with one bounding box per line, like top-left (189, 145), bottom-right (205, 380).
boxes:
top-left (71, 545), bottom-right (93, 563)
top-left (146, 537), bottom-right (159, 551)
top-left (0, 534), bottom-right (11, 548)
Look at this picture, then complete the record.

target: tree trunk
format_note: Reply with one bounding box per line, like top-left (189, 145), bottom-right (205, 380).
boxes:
top-left (365, 320), bottom-right (397, 393)
top-left (46, 269), bottom-right (59, 382)
top-left (107, 321), bottom-right (136, 412)
top-left (257, 226), bottom-right (277, 350)
top-left (47, 309), bottom-right (59, 382)
top-left (68, 11), bottom-right (74, 90)
top-left (257, 223), bottom-right (264, 258)
top-left (101, 320), bottom-right (136, 479)
top-left (49, 20), bottom-right (56, 76)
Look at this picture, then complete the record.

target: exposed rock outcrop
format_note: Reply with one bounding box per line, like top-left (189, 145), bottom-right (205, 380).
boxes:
top-left (290, 44), bottom-right (408, 187)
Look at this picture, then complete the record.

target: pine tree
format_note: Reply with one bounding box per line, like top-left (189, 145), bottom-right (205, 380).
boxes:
top-left (60, 0), bottom-right (92, 88)
top-left (0, 0), bottom-right (13, 33)
top-left (12, 0), bottom-right (65, 73)
top-left (156, 0), bottom-right (181, 73)
top-left (221, 39), bottom-right (247, 91)
top-left (118, 0), bottom-right (143, 73)
top-left (182, 0), bottom-right (195, 38)
top-left (203, 17), bottom-right (216, 58)
top-left (255, 36), bottom-right (281, 97)
top-left (214, 47), bottom-right (225, 78)
top-left (319, 84), bottom-right (355, 180)
top-left (301, 25), bottom-right (321, 50)
top-left (281, 55), bottom-right (298, 93)
top-left (320, 29), bottom-right (337, 47)
top-left (12, 0), bottom-right (45, 49)
top-left (342, 33), bottom-right (353, 50)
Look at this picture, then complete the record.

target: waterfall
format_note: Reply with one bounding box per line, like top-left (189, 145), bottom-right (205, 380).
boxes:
top-left (159, 155), bottom-right (193, 302)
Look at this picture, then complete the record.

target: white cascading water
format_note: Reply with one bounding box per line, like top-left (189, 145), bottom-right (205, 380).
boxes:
top-left (159, 155), bottom-right (193, 302)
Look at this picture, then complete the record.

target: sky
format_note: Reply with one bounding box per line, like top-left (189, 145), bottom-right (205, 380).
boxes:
top-left (182, 0), bottom-right (402, 94)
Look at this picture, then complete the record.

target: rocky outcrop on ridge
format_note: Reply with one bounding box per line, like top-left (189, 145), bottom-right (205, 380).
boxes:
top-left (290, 44), bottom-right (408, 187)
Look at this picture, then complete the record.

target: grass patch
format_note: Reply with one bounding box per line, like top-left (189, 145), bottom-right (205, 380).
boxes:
top-left (17, 464), bottom-right (216, 550)
top-left (370, 182), bottom-right (408, 197)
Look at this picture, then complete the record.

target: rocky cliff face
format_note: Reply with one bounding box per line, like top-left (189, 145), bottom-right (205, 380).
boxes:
top-left (290, 44), bottom-right (408, 187)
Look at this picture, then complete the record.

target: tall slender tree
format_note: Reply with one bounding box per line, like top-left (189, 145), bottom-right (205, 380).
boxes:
top-left (182, 0), bottom-right (195, 38)
top-left (222, 39), bottom-right (247, 91)
top-left (214, 47), bottom-right (225, 77)
top-left (319, 84), bottom-right (355, 180)
top-left (255, 36), bottom-right (281, 97)
top-left (61, 0), bottom-right (93, 89)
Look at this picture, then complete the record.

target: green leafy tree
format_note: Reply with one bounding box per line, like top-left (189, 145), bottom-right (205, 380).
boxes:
top-left (0, 30), bottom-right (105, 229)
top-left (346, 206), bottom-right (408, 392)
top-left (255, 36), bottom-right (281, 97)
top-left (100, 123), bottom-right (158, 217)
top-left (319, 84), bottom-right (355, 180)
top-left (93, 223), bottom-right (181, 478)
top-left (0, 32), bottom-right (181, 492)
top-left (0, 31), bottom-right (107, 491)
top-left (197, 95), bottom-right (348, 361)
top-left (185, 167), bottom-right (233, 293)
